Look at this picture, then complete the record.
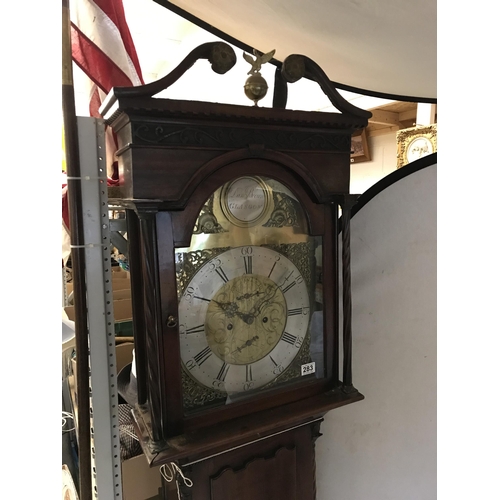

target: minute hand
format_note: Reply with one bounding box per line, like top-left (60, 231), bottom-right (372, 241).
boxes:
top-left (248, 286), bottom-right (279, 318)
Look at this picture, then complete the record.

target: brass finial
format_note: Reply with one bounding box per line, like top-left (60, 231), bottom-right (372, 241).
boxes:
top-left (243, 49), bottom-right (275, 106)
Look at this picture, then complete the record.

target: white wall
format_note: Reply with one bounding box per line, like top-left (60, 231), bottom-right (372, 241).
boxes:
top-left (350, 132), bottom-right (398, 195)
top-left (316, 164), bottom-right (437, 500)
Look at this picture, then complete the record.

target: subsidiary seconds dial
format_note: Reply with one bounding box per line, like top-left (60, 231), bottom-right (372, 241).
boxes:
top-left (178, 246), bottom-right (311, 393)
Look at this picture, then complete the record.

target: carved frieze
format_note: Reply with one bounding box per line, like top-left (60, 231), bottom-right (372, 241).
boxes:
top-left (132, 123), bottom-right (350, 152)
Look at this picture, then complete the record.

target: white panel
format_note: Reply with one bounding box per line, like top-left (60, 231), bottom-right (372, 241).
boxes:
top-left (167, 0), bottom-right (437, 98)
top-left (316, 164), bottom-right (437, 499)
top-left (350, 132), bottom-right (398, 194)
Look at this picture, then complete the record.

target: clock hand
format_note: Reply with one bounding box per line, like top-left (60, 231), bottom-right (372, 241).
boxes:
top-left (236, 290), bottom-right (262, 301)
top-left (248, 285), bottom-right (279, 318)
top-left (212, 299), bottom-right (239, 318)
top-left (213, 289), bottom-right (263, 315)
top-left (250, 272), bottom-right (298, 318)
top-left (234, 293), bottom-right (272, 323)
top-left (231, 335), bottom-right (259, 354)
top-left (234, 310), bottom-right (256, 324)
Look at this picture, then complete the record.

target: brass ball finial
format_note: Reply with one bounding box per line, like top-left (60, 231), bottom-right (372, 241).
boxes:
top-left (244, 74), bottom-right (269, 106)
top-left (242, 49), bottom-right (275, 106)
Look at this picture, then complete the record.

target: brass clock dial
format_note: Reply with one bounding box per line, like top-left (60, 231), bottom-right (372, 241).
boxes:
top-left (179, 245), bottom-right (311, 394)
top-left (206, 274), bottom-right (287, 365)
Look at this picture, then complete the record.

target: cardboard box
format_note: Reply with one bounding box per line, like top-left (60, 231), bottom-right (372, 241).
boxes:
top-left (112, 299), bottom-right (133, 321)
top-left (112, 279), bottom-right (131, 291)
top-left (64, 296), bottom-right (133, 339)
top-left (65, 299), bottom-right (132, 322)
top-left (113, 272), bottom-right (129, 279)
top-left (113, 288), bottom-right (132, 300)
top-left (122, 454), bottom-right (162, 500)
top-left (65, 274), bottom-right (130, 297)
top-left (69, 342), bottom-right (161, 498)
top-left (116, 343), bottom-right (162, 500)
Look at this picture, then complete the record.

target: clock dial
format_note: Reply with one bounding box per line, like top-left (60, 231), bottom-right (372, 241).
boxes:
top-left (179, 245), bottom-right (311, 393)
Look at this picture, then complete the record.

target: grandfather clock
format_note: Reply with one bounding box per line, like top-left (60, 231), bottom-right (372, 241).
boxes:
top-left (101, 42), bottom-right (371, 499)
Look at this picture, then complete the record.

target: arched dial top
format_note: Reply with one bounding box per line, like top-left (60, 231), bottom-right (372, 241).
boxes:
top-left (179, 246), bottom-right (311, 394)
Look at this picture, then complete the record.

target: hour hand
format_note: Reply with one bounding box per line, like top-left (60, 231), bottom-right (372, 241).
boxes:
top-left (212, 299), bottom-right (239, 317)
top-left (231, 335), bottom-right (259, 354)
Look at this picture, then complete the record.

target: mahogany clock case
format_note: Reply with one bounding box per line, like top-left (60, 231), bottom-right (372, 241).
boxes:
top-left (123, 157), bottom-right (343, 435)
top-left (102, 63), bottom-right (368, 463)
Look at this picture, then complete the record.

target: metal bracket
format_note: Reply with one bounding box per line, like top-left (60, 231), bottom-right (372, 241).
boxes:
top-left (77, 117), bottom-right (123, 500)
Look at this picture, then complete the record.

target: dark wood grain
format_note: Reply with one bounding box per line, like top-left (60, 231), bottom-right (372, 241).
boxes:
top-left (161, 422), bottom-right (319, 500)
top-left (155, 211), bottom-right (184, 437)
top-left (137, 207), bottom-right (164, 444)
top-left (133, 388), bottom-right (362, 467)
top-left (210, 446), bottom-right (297, 500)
top-left (104, 49), bottom-right (367, 466)
top-left (126, 209), bottom-right (148, 405)
top-left (339, 195), bottom-right (359, 392)
top-left (100, 42), bottom-right (236, 103)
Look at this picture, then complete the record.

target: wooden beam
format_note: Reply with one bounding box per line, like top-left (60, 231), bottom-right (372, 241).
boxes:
top-left (368, 109), bottom-right (400, 127)
top-left (366, 125), bottom-right (400, 137)
top-left (399, 109), bottom-right (417, 122)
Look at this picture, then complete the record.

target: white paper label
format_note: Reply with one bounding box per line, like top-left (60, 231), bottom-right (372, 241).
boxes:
top-left (301, 362), bottom-right (316, 376)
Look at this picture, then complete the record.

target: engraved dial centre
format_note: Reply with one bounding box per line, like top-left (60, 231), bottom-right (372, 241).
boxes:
top-left (205, 275), bottom-right (286, 365)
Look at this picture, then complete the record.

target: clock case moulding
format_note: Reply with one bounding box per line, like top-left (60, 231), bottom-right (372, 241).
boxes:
top-left (101, 42), bottom-right (370, 467)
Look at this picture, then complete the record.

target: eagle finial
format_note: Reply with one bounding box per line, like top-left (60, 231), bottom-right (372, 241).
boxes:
top-left (243, 49), bottom-right (276, 75)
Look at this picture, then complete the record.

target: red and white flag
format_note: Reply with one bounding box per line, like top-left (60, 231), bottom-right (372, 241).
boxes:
top-left (70, 0), bottom-right (144, 178)
top-left (63, 0), bottom-right (144, 262)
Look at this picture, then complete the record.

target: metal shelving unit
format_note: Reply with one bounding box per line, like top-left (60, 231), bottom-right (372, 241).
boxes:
top-left (75, 116), bottom-right (123, 500)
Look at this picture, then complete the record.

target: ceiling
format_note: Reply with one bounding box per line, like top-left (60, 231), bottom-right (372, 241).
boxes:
top-left (157, 0), bottom-right (437, 101)
top-left (73, 0), bottom-right (437, 137)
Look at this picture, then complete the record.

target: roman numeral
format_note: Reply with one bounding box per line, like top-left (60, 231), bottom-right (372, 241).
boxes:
top-left (215, 266), bottom-right (229, 283)
top-left (243, 255), bottom-right (253, 274)
top-left (270, 355), bottom-right (278, 367)
top-left (186, 324), bottom-right (205, 334)
top-left (281, 281), bottom-right (297, 294)
top-left (216, 362), bottom-right (230, 382)
top-left (193, 295), bottom-right (210, 302)
top-left (194, 346), bottom-right (212, 366)
top-left (246, 364), bottom-right (253, 382)
top-left (282, 332), bottom-right (297, 345)
top-left (268, 261), bottom-right (277, 278)
top-left (287, 308), bottom-right (303, 316)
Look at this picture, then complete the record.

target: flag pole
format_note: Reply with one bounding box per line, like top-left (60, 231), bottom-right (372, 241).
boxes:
top-left (62, 1), bottom-right (92, 499)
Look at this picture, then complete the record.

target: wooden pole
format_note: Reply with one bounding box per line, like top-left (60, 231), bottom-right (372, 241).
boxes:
top-left (62, 1), bottom-right (92, 498)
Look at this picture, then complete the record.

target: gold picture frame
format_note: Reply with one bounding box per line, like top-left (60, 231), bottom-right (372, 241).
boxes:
top-left (350, 129), bottom-right (370, 163)
top-left (396, 124), bottom-right (437, 169)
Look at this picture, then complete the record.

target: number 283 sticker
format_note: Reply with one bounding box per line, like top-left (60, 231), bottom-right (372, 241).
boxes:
top-left (301, 362), bottom-right (316, 376)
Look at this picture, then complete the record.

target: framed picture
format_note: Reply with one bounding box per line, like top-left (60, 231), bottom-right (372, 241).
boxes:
top-left (350, 129), bottom-right (370, 163)
top-left (396, 124), bottom-right (437, 169)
